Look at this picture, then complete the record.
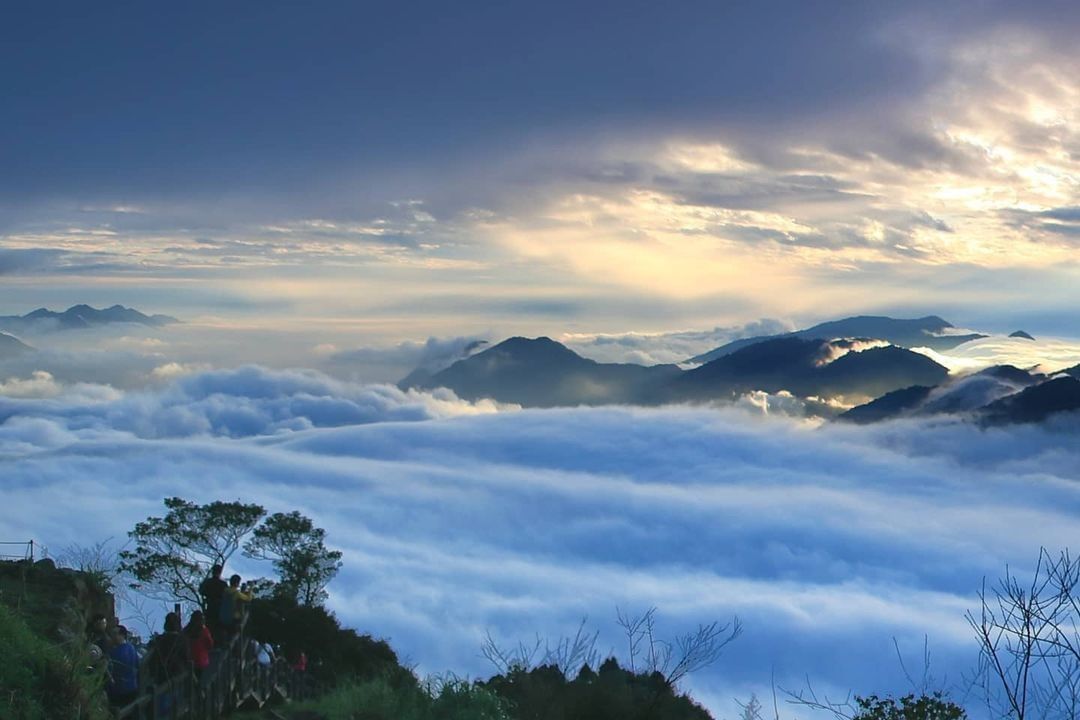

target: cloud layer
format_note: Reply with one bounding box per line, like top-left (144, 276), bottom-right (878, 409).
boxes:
top-left (4, 367), bottom-right (1080, 717)
top-left (4, 6), bottom-right (1080, 334)
top-left (0, 366), bottom-right (505, 444)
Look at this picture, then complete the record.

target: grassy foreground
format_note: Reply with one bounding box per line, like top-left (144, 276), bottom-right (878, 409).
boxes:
top-left (0, 603), bottom-right (111, 720)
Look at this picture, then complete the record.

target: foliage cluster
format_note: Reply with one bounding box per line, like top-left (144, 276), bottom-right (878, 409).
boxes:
top-left (294, 674), bottom-right (513, 720)
top-left (118, 498), bottom-right (341, 609)
top-left (481, 658), bottom-right (714, 720)
top-left (291, 660), bottom-right (716, 720)
top-left (0, 604), bottom-right (111, 720)
top-left (0, 558), bottom-right (114, 644)
top-left (851, 693), bottom-right (966, 720)
top-left (246, 593), bottom-right (405, 687)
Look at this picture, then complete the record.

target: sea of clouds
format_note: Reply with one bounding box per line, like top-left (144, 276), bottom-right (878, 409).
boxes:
top-left (4, 365), bottom-right (1080, 717)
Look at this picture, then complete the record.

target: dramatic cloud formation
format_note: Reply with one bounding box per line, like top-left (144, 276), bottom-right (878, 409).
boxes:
top-left (3, 367), bottom-right (1080, 717)
top-left (922, 336), bottom-right (1080, 374)
top-left (466, 27), bottom-right (1080, 311)
top-left (3, 5), bottom-right (1080, 334)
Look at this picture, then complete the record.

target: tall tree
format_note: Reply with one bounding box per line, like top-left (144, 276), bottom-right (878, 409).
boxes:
top-left (119, 497), bottom-right (266, 608)
top-left (244, 511), bottom-right (342, 606)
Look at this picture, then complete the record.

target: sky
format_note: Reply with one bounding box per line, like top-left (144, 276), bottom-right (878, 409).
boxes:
top-left (3, 1), bottom-right (1080, 340)
top-left (5, 4), bottom-right (1080, 718)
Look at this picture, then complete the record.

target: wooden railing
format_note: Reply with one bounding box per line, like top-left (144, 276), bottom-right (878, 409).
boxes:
top-left (115, 611), bottom-right (313, 719)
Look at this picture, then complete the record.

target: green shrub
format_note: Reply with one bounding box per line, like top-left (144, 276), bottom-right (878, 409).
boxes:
top-left (246, 594), bottom-right (403, 686)
top-left (853, 693), bottom-right (966, 720)
top-left (308, 675), bottom-right (428, 720)
top-left (0, 604), bottom-right (111, 720)
top-left (481, 658), bottom-right (713, 720)
top-left (428, 677), bottom-right (513, 720)
top-left (296, 674), bottom-right (512, 720)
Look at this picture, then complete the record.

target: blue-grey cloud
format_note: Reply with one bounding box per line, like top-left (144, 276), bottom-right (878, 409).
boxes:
top-left (0, 248), bottom-right (67, 275)
top-left (4, 1), bottom-right (1073, 220)
top-left (4, 4), bottom-right (1080, 337)
top-left (3, 366), bottom-right (1080, 717)
top-left (0, 365), bottom-right (505, 441)
top-left (324, 335), bottom-right (489, 381)
top-left (0, 2), bottom-right (944, 203)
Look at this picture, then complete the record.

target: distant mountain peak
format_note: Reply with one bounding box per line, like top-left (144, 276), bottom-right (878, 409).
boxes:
top-left (688, 314), bottom-right (984, 365)
top-left (403, 335), bottom-right (680, 407)
top-left (981, 376), bottom-right (1080, 426)
top-left (839, 361), bottom-right (1080, 426)
top-left (498, 335), bottom-right (560, 349)
top-left (668, 335), bottom-right (947, 404)
top-left (840, 385), bottom-right (934, 424)
top-left (0, 304), bottom-right (179, 332)
top-left (481, 336), bottom-right (582, 364)
top-left (1009, 330), bottom-right (1036, 341)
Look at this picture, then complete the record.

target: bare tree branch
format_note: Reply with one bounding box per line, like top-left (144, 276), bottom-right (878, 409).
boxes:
top-left (967, 547), bottom-right (1080, 720)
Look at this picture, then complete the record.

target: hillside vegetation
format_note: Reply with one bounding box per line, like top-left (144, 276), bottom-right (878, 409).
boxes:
top-left (0, 582), bottom-right (111, 720)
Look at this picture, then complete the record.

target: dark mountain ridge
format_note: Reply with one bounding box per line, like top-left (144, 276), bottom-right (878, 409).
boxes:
top-left (980, 376), bottom-right (1080, 426)
top-left (399, 315), bottom-right (1079, 427)
top-left (689, 315), bottom-right (986, 364)
top-left (840, 364), bottom-right (1080, 426)
top-left (407, 335), bottom-right (949, 409)
top-left (0, 304), bottom-right (178, 332)
top-left (397, 339), bottom-right (489, 389)
top-left (840, 385), bottom-right (935, 425)
top-left (409, 336), bottom-right (682, 407)
top-left (672, 337), bottom-right (948, 401)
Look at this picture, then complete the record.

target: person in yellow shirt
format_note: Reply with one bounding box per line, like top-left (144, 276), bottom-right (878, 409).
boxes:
top-left (218, 574), bottom-right (253, 640)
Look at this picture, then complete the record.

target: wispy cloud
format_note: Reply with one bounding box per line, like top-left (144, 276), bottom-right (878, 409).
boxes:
top-left (561, 320), bottom-right (793, 365)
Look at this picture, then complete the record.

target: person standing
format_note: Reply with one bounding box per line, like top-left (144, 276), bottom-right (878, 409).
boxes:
top-left (150, 613), bottom-right (192, 717)
top-left (185, 610), bottom-right (214, 680)
top-left (199, 565), bottom-right (227, 639)
top-left (106, 625), bottom-right (139, 708)
top-left (219, 575), bottom-right (253, 640)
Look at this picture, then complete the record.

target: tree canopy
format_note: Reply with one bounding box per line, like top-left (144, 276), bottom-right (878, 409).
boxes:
top-left (119, 497), bottom-right (340, 609)
top-left (244, 510), bottom-right (343, 606)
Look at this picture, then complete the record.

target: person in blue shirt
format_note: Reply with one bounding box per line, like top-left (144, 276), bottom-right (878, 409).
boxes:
top-left (107, 625), bottom-right (140, 708)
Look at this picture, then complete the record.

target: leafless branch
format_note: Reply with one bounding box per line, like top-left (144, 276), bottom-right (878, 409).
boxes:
top-left (781, 675), bottom-right (855, 720)
top-left (967, 547), bottom-right (1080, 720)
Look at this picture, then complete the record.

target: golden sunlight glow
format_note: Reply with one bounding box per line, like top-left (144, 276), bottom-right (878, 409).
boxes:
top-left (662, 142), bottom-right (758, 174)
top-left (6, 28), bottom-right (1080, 322)
top-left (470, 33), bottom-right (1080, 301)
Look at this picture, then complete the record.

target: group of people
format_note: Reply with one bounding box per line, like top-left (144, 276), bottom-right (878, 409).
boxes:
top-left (86, 608), bottom-right (221, 709)
top-left (85, 564), bottom-right (278, 711)
top-left (197, 563), bottom-right (254, 643)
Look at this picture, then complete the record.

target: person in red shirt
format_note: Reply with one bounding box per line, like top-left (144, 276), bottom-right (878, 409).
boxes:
top-left (184, 610), bottom-right (214, 679)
